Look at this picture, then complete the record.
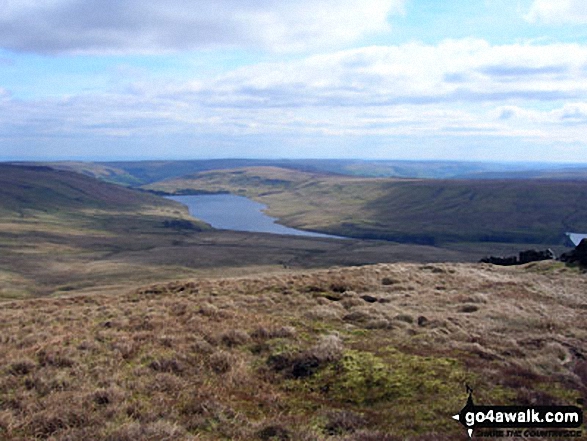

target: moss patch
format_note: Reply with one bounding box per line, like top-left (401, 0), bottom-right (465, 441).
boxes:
top-left (304, 349), bottom-right (466, 405)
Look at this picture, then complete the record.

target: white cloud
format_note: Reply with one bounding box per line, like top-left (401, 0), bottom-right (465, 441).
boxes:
top-left (0, 88), bottom-right (10, 100)
top-left (525, 0), bottom-right (587, 24)
top-left (163, 39), bottom-right (587, 109)
top-left (0, 0), bottom-right (404, 54)
top-left (490, 102), bottom-right (587, 144)
top-left (555, 103), bottom-right (587, 122)
top-left (2, 39), bottom-right (587, 160)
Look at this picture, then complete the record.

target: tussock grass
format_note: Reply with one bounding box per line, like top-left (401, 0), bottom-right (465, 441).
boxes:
top-left (1, 261), bottom-right (586, 439)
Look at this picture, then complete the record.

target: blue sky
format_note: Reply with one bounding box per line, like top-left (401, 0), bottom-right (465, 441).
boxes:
top-left (1, 0), bottom-right (587, 162)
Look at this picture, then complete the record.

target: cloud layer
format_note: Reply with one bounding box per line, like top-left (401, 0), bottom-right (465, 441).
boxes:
top-left (525, 0), bottom-right (587, 25)
top-left (1, 39), bottom-right (586, 160)
top-left (0, 0), bottom-right (404, 54)
top-left (1, 0), bottom-right (586, 161)
top-left (179, 39), bottom-right (587, 108)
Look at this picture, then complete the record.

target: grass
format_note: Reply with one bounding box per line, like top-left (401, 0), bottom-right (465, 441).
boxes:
top-left (145, 166), bottom-right (587, 246)
top-left (0, 261), bottom-right (585, 439)
top-left (2, 211), bottom-right (509, 301)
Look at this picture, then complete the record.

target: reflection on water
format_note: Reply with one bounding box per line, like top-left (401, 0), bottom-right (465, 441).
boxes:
top-left (167, 194), bottom-right (341, 239)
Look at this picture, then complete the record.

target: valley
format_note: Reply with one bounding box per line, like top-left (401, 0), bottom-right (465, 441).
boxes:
top-left (0, 161), bottom-right (586, 440)
top-left (145, 165), bottom-right (587, 247)
top-left (0, 163), bottom-right (489, 300)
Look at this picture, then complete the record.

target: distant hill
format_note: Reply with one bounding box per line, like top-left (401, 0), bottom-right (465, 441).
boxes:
top-left (20, 159), bottom-right (587, 186)
top-left (25, 159), bottom-right (326, 186)
top-left (146, 166), bottom-right (587, 246)
top-left (456, 166), bottom-right (587, 180)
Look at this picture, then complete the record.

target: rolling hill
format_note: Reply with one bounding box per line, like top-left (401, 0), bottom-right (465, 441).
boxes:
top-left (457, 166), bottom-right (587, 180)
top-left (0, 164), bottom-right (177, 214)
top-left (20, 159), bottom-right (587, 187)
top-left (145, 166), bottom-right (587, 246)
top-left (1, 164), bottom-right (491, 300)
top-left (0, 164), bottom-right (210, 299)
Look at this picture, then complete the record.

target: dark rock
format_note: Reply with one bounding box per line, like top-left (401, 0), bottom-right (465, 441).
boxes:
top-left (518, 248), bottom-right (556, 264)
top-left (417, 316), bottom-right (429, 327)
top-left (560, 239), bottom-right (587, 267)
top-left (480, 248), bottom-right (556, 266)
top-left (361, 295), bottom-right (378, 303)
top-left (480, 255), bottom-right (518, 266)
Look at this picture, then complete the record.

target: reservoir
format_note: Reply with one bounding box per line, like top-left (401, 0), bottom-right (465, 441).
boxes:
top-left (567, 232), bottom-right (587, 246)
top-left (168, 194), bottom-right (341, 239)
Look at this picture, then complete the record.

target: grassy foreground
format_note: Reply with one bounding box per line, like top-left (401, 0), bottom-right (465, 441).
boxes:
top-left (0, 261), bottom-right (585, 440)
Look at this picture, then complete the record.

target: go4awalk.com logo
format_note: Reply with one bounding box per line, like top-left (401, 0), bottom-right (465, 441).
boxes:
top-left (452, 386), bottom-right (584, 438)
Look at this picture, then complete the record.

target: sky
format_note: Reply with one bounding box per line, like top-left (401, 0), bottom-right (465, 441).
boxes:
top-left (1, 0), bottom-right (587, 162)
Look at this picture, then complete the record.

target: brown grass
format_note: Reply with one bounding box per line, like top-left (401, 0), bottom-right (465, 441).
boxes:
top-left (0, 261), bottom-right (586, 439)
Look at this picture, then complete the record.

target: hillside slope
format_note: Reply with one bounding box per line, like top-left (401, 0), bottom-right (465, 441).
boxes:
top-left (0, 164), bottom-right (211, 299)
top-left (0, 261), bottom-right (585, 440)
top-left (146, 166), bottom-right (587, 246)
top-left (458, 166), bottom-right (587, 180)
top-left (1, 164), bottom-right (492, 299)
top-left (0, 164), bottom-right (175, 214)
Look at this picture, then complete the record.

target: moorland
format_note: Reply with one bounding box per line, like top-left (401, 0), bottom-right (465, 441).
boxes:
top-left (0, 163), bottom-right (482, 300)
top-left (1, 259), bottom-right (586, 440)
top-left (0, 160), bottom-right (586, 440)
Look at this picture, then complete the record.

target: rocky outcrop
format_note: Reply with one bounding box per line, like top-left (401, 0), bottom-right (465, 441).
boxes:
top-left (560, 239), bottom-right (587, 267)
top-left (480, 249), bottom-right (556, 266)
top-left (479, 255), bottom-right (518, 266)
top-left (519, 249), bottom-right (556, 264)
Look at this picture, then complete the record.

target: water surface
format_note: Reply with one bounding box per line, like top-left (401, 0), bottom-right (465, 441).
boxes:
top-left (168, 194), bottom-right (341, 239)
top-left (566, 232), bottom-right (587, 246)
